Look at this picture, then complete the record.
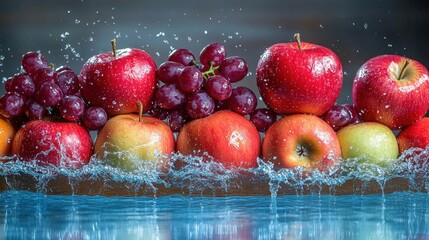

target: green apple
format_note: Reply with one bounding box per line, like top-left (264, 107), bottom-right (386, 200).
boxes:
top-left (337, 122), bottom-right (399, 168)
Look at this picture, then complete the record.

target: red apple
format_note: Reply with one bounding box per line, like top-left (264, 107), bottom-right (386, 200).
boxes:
top-left (94, 108), bottom-right (175, 171)
top-left (397, 117), bottom-right (429, 155)
top-left (353, 55), bottom-right (429, 130)
top-left (256, 33), bottom-right (343, 116)
top-left (262, 114), bottom-right (341, 170)
top-left (176, 110), bottom-right (260, 169)
top-left (80, 40), bottom-right (157, 116)
top-left (11, 119), bottom-right (92, 168)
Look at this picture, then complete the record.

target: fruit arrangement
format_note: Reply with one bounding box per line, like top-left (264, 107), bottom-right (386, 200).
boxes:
top-left (1, 33), bottom-right (429, 180)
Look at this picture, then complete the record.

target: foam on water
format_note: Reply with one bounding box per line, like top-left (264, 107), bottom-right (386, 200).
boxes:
top-left (1, 146), bottom-right (428, 197)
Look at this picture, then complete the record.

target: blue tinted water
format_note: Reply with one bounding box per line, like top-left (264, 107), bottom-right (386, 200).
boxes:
top-left (0, 191), bottom-right (428, 240)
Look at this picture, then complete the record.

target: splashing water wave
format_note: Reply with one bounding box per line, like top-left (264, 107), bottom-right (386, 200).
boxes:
top-left (0, 146), bottom-right (428, 197)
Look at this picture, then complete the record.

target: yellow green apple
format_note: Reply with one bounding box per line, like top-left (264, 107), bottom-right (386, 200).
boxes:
top-left (94, 113), bottom-right (175, 171)
top-left (337, 122), bottom-right (399, 167)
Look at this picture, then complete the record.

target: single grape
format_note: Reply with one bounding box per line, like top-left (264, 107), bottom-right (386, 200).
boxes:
top-left (178, 66), bottom-right (203, 93)
top-left (35, 82), bottom-right (64, 107)
top-left (322, 104), bottom-right (358, 131)
top-left (4, 77), bottom-right (14, 93)
top-left (225, 87), bottom-right (257, 115)
top-left (25, 100), bottom-right (46, 120)
top-left (150, 107), bottom-right (171, 120)
top-left (167, 109), bottom-right (188, 132)
top-left (59, 95), bottom-right (85, 122)
top-left (157, 61), bottom-right (184, 84)
top-left (0, 92), bottom-right (26, 118)
top-left (155, 84), bottom-right (186, 110)
top-left (168, 49), bottom-right (195, 66)
top-left (34, 67), bottom-right (58, 89)
top-left (185, 90), bottom-right (215, 119)
top-left (220, 56), bottom-right (248, 83)
top-left (56, 69), bottom-right (80, 96)
top-left (10, 73), bottom-right (36, 97)
top-left (55, 65), bottom-right (73, 72)
top-left (82, 107), bottom-right (108, 130)
top-left (205, 75), bottom-right (232, 100)
top-left (199, 42), bottom-right (226, 68)
top-left (21, 52), bottom-right (48, 76)
top-left (250, 108), bottom-right (277, 132)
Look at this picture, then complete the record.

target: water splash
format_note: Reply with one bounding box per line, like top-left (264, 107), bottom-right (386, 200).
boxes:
top-left (1, 147), bottom-right (428, 197)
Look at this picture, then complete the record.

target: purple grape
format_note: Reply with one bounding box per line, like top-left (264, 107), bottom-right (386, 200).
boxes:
top-left (205, 75), bottom-right (232, 100)
top-left (4, 77), bottom-right (14, 93)
top-left (226, 87), bottom-right (257, 115)
top-left (199, 43), bottom-right (226, 68)
top-left (220, 56), bottom-right (248, 83)
top-left (215, 100), bottom-right (228, 111)
top-left (82, 107), bottom-right (108, 130)
top-left (35, 82), bottom-right (64, 107)
top-left (155, 84), bottom-right (186, 110)
top-left (323, 104), bottom-right (359, 131)
top-left (21, 52), bottom-right (48, 76)
top-left (34, 67), bottom-right (58, 89)
top-left (56, 70), bottom-right (80, 96)
top-left (168, 49), bottom-right (195, 66)
top-left (178, 66), bottom-right (203, 93)
top-left (0, 92), bottom-right (26, 118)
top-left (250, 108), bottom-right (277, 132)
top-left (157, 61), bottom-right (184, 84)
top-left (10, 73), bottom-right (36, 97)
top-left (55, 65), bottom-right (73, 72)
top-left (167, 109), bottom-right (188, 132)
top-left (25, 100), bottom-right (46, 120)
top-left (150, 107), bottom-right (171, 120)
top-left (185, 91), bottom-right (215, 119)
top-left (59, 95), bottom-right (85, 122)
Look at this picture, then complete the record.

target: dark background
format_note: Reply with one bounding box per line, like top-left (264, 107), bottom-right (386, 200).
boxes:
top-left (0, 0), bottom-right (428, 105)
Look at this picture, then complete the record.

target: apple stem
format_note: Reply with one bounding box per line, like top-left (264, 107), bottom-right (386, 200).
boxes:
top-left (398, 60), bottom-right (410, 80)
top-left (111, 39), bottom-right (117, 58)
top-left (294, 33), bottom-right (302, 50)
top-left (137, 101), bottom-right (143, 122)
top-left (49, 63), bottom-right (55, 69)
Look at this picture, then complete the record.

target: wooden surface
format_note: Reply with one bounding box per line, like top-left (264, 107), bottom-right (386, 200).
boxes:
top-left (1, 173), bottom-right (427, 197)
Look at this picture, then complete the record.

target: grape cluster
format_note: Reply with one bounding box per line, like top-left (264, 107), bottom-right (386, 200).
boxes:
top-left (151, 42), bottom-right (275, 132)
top-left (0, 51), bottom-right (107, 130)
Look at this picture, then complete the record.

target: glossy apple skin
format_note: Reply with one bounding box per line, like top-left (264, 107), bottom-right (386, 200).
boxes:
top-left (94, 115), bottom-right (175, 171)
top-left (256, 42), bottom-right (343, 116)
top-left (337, 122), bottom-right (398, 166)
top-left (11, 120), bottom-right (93, 168)
top-left (262, 114), bottom-right (341, 170)
top-left (81, 48), bottom-right (157, 116)
top-left (177, 110), bottom-right (260, 169)
top-left (397, 117), bottom-right (429, 155)
top-left (353, 55), bottom-right (429, 130)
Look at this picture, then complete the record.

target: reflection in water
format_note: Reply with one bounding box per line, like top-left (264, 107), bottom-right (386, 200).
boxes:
top-left (0, 191), bottom-right (428, 239)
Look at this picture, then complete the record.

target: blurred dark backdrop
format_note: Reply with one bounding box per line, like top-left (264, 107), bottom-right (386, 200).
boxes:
top-left (1, 0), bottom-right (428, 105)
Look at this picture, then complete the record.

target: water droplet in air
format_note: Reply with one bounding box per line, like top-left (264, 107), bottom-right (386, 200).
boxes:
top-left (75, 19), bottom-right (81, 24)
top-left (61, 32), bottom-right (70, 38)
